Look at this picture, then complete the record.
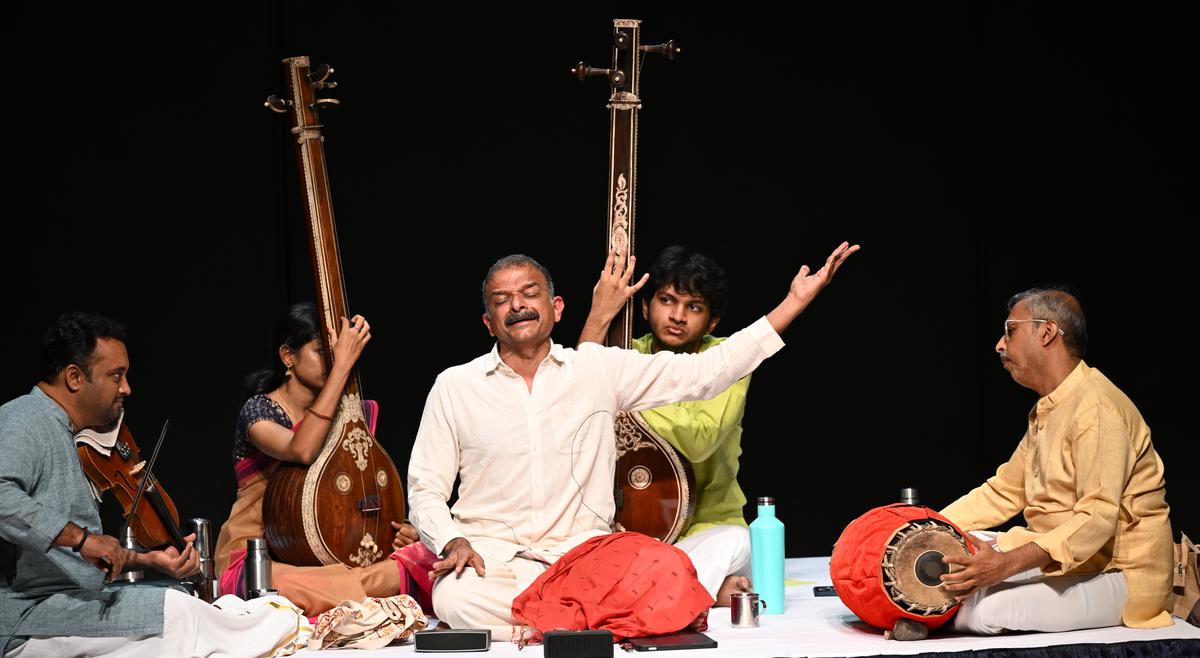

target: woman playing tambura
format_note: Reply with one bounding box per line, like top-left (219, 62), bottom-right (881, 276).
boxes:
top-left (213, 302), bottom-right (428, 615)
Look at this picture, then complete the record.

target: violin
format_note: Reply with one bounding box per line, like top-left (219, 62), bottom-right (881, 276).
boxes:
top-left (75, 420), bottom-right (187, 551)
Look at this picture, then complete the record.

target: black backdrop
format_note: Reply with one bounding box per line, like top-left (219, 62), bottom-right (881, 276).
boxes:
top-left (6, 4), bottom-right (1195, 558)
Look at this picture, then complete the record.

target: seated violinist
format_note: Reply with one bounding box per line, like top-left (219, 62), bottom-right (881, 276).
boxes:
top-left (0, 312), bottom-right (304, 657)
top-left (213, 302), bottom-right (428, 616)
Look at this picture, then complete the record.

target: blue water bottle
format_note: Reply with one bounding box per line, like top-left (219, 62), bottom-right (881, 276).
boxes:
top-left (750, 495), bottom-right (785, 614)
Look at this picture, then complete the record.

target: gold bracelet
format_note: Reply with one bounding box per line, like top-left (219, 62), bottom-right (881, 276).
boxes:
top-left (307, 407), bottom-right (333, 421)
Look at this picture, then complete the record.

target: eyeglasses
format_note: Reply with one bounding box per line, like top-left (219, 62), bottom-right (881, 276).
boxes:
top-left (1003, 319), bottom-right (1066, 338)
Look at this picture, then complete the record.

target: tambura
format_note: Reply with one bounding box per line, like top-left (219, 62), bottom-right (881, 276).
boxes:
top-left (612, 411), bottom-right (695, 543)
top-left (830, 504), bottom-right (974, 632)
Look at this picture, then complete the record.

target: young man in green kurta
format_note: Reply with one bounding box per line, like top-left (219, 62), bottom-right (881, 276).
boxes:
top-left (580, 246), bottom-right (753, 606)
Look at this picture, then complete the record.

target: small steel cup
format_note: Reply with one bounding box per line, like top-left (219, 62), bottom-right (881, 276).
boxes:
top-left (730, 591), bottom-right (765, 628)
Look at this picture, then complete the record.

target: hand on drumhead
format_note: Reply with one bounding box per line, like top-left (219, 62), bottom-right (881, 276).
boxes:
top-left (941, 535), bottom-right (1050, 601)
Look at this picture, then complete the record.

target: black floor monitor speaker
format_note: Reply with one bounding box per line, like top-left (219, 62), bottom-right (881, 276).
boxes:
top-left (543, 630), bottom-right (613, 658)
top-left (414, 628), bottom-right (492, 652)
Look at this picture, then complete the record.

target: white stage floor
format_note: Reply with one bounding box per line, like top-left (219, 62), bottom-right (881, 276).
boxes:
top-left (294, 557), bottom-right (1200, 656)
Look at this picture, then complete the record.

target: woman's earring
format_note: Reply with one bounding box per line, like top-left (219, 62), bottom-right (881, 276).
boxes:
top-left (285, 362), bottom-right (293, 376)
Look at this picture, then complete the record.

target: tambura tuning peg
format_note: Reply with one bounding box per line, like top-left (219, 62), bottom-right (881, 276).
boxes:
top-left (639, 39), bottom-right (681, 60)
top-left (308, 64), bottom-right (333, 82)
top-left (308, 64), bottom-right (337, 90)
top-left (571, 62), bottom-right (626, 88)
top-left (312, 98), bottom-right (341, 110)
top-left (614, 29), bottom-right (630, 49)
top-left (264, 95), bottom-right (292, 113)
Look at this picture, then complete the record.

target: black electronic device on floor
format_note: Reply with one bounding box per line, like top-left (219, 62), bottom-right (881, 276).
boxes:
top-left (414, 628), bottom-right (491, 652)
top-left (626, 631), bottom-right (717, 651)
top-left (543, 629), bottom-right (613, 657)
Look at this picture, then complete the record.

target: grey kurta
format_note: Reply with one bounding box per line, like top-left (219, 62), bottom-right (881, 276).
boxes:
top-left (1, 387), bottom-right (164, 652)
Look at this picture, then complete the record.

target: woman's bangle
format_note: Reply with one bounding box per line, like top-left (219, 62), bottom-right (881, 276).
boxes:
top-left (307, 407), bottom-right (333, 421)
top-left (72, 527), bottom-right (90, 553)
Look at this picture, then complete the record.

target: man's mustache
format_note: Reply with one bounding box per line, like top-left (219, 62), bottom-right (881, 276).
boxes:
top-left (505, 309), bottom-right (540, 326)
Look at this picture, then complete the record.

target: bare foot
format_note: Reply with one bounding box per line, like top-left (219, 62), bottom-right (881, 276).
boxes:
top-left (714, 575), bottom-right (752, 607)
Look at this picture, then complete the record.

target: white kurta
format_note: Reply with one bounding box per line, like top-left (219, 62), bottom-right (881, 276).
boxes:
top-left (407, 317), bottom-right (785, 636)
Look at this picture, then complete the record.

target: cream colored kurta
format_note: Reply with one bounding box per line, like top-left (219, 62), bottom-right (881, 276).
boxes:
top-left (408, 317), bottom-right (784, 567)
top-left (941, 361), bottom-right (1174, 628)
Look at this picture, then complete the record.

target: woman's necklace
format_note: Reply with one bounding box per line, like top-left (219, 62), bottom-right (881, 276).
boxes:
top-left (270, 392), bottom-right (299, 424)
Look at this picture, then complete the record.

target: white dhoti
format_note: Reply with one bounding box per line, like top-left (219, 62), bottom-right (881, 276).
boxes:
top-left (431, 554), bottom-right (549, 642)
top-left (7, 589), bottom-right (307, 658)
top-left (674, 524), bottom-right (751, 600)
top-left (952, 532), bottom-right (1128, 634)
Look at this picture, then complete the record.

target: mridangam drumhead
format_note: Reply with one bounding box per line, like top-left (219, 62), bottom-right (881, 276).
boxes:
top-left (830, 504), bottom-right (976, 634)
top-left (883, 518), bottom-right (970, 615)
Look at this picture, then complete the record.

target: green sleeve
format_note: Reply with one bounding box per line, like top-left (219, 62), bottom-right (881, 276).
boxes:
top-left (638, 374), bottom-right (750, 463)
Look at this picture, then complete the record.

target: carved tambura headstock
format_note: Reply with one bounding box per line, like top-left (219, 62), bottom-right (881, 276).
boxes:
top-left (571, 21), bottom-right (679, 349)
top-left (263, 56), bottom-right (353, 372)
top-left (571, 20), bottom-right (679, 98)
top-left (264, 59), bottom-right (341, 127)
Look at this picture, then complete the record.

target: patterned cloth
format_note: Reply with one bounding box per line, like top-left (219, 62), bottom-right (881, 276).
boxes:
top-left (307, 594), bottom-right (428, 650)
top-left (390, 542), bottom-right (438, 615)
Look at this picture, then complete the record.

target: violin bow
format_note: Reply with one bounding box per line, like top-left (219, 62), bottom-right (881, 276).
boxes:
top-left (117, 418), bottom-right (170, 542)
